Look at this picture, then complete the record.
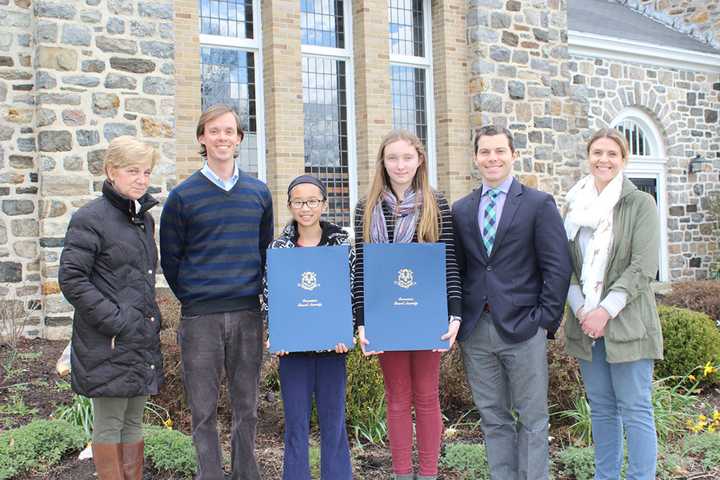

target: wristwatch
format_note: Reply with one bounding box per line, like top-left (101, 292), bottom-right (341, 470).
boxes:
top-left (449, 315), bottom-right (462, 324)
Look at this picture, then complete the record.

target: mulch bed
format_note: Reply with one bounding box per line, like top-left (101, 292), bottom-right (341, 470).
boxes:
top-left (3, 336), bottom-right (719, 479)
top-left (1, 338), bottom-right (435, 479)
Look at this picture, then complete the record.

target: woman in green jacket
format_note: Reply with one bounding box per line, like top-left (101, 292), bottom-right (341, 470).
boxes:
top-left (563, 128), bottom-right (663, 480)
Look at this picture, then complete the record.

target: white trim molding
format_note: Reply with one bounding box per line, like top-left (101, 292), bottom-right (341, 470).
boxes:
top-left (611, 109), bottom-right (670, 282)
top-left (569, 30), bottom-right (720, 73)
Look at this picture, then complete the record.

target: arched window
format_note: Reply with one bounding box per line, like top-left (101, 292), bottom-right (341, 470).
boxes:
top-left (611, 109), bottom-right (668, 281)
top-left (615, 119), bottom-right (652, 157)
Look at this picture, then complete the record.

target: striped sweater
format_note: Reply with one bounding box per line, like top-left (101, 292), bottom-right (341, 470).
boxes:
top-left (352, 191), bottom-right (462, 326)
top-left (159, 170), bottom-right (274, 315)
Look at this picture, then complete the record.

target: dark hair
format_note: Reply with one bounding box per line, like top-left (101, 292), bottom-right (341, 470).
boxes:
top-left (287, 175), bottom-right (327, 201)
top-left (196, 104), bottom-right (244, 158)
top-left (473, 125), bottom-right (515, 155)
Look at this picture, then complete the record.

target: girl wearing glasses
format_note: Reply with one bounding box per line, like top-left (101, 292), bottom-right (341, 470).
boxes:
top-left (262, 175), bottom-right (354, 480)
top-left (353, 130), bottom-right (462, 480)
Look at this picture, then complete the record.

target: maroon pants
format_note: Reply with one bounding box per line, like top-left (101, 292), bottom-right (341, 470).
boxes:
top-left (379, 350), bottom-right (443, 476)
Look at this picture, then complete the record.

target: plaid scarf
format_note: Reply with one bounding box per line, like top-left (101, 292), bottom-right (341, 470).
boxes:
top-left (370, 188), bottom-right (422, 244)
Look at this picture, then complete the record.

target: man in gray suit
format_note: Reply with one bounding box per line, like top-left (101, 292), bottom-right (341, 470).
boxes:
top-left (452, 126), bottom-right (572, 480)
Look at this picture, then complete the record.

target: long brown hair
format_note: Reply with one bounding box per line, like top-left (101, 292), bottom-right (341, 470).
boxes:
top-left (362, 130), bottom-right (440, 243)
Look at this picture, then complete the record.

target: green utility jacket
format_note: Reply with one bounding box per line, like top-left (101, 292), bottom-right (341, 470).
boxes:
top-left (564, 177), bottom-right (664, 363)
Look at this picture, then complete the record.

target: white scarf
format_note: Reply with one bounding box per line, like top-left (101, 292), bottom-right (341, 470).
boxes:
top-left (564, 173), bottom-right (623, 311)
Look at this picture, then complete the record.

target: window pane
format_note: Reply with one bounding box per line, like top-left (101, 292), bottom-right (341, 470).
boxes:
top-left (389, 0), bottom-right (424, 57)
top-left (199, 0), bottom-right (254, 39)
top-left (303, 56), bottom-right (350, 226)
top-left (301, 0), bottom-right (344, 48)
top-left (201, 47), bottom-right (259, 176)
top-left (615, 120), bottom-right (651, 157)
top-left (391, 65), bottom-right (427, 145)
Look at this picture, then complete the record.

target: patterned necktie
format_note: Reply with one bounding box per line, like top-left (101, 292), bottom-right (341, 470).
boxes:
top-left (482, 188), bottom-right (500, 254)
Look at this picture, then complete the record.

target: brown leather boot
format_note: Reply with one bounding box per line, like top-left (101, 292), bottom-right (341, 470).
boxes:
top-left (121, 440), bottom-right (144, 480)
top-left (92, 442), bottom-right (124, 480)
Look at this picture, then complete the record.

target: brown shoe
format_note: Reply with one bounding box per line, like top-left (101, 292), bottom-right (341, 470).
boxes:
top-left (92, 443), bottom-right (124, 480)
top-left (121, 440), bottom-right (144, 480)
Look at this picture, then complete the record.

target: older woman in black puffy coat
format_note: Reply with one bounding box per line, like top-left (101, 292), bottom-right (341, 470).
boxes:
top-left (59, 135), bottom-right (163, 480)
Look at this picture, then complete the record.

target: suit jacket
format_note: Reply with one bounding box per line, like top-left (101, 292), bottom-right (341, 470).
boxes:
top-left (452, 178), bottom-right (572, 343)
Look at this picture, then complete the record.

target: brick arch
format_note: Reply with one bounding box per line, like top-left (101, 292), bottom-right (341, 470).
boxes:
top-left (593, 82), bottom-right (680, 157)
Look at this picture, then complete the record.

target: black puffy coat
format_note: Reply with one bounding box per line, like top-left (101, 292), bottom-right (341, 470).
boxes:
top-left (59, 180), bottom-right (163, 398)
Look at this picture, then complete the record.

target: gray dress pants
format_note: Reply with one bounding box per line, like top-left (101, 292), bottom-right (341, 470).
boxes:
top-left (460, 311), bottom-right (549, 480)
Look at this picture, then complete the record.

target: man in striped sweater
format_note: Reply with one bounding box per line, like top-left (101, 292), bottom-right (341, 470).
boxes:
top-left (160, 104), bottom-right (273, 480)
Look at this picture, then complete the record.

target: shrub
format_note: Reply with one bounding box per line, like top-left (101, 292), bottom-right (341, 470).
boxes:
top-left (656, 305), bottom-right (720, 384)
top-left (554, 445), bottom-right (595, 480)
top-left (440, 442), bottom-right (490, 480)
top-left (262, 354), bottom-right (281, 392)
top-left (156, 288), bottom-right (181, 333)
top-left (547, 325), bottom-right (583, 414)
top-left (0, 419), bottom-right (86, 480)
top-left (683, 431), bottom-right (720, 471)
top-left (144, 425), bottom-right (198, 478)
top-left (345, 348), bottom-right (387, 445)
top-left (660, 281), bottom-right (720, 327)
top-left (439, 347), bottom-right (474, 414)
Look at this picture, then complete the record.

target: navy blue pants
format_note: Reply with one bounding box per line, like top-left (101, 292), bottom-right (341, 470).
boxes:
top-left (278, 354), bottom-right (352, 480)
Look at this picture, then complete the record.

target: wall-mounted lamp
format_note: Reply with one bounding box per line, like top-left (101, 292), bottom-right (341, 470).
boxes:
top-left (688, 154), bottom-right (712, 174)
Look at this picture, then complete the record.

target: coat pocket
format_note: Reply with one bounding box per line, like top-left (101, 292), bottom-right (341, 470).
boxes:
top-left (605, 302), bottom-right (648, 342)
top-left (512, 293), bottom-right (538, 306)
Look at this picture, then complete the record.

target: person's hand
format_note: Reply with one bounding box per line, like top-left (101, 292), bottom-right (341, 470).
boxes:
top-left (576, 306), bottom-right (587, 323)
top-left (435, 319), bottom-right (461, 352)
top-left (335, 342), bottom-right (349, 354)
top-left (357, 326), bottom-right (383, 356)
top-left (581, 307), bottom-right (610, 339)
top-left (267, 339), bottom-right (289, 356)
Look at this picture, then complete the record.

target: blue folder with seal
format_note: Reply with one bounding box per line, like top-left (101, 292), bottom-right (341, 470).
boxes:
top-left (364, 243), bottom-right (448, 351)
top-left (267, 245), bottom-right (354, 353)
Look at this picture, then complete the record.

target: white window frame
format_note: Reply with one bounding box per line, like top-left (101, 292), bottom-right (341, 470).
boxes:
top-left (389, 0), bottom-right (436, 187)
top-left (199, 0), bottom-right (267, 181)
top-left (300, 0), bottom-right (358, 221)
top-left (612, 108), bottom-right (669, 282)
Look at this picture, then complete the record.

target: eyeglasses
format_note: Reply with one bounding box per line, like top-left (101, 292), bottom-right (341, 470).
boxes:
top-left (289, 199), bottom-right (324, 210)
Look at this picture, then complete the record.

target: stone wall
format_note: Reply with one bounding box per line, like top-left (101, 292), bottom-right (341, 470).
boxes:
top-left (0, 0), bottom-right (177, 338)
top-left (569, 54), bottom-right (720, 280)
top-left (1, 0), bottom-right (718, 339)
top-left (466, 0), bottom-right (584, 197)
top-left (615, 0), bottom-right (720, 50)
top-left (1, 0), bottom-right (41, 335)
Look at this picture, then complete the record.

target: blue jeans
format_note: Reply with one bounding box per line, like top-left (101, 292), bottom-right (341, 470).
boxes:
top-left (279, 354), bottom-right (352, 480)
top-left (579, 339), bottom-right (657, 480)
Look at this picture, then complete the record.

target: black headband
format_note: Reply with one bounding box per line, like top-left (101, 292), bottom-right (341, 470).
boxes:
top-left (287, 175), bottom-right (327, 201)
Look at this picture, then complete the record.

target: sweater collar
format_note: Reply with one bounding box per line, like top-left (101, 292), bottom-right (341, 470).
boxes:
top-left (102, 180), bottom-right (159, 221)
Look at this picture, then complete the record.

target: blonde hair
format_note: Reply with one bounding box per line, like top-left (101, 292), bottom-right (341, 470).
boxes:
top-left (362, 130), bottom-right (440, 243)
top-left (587, 128), bottom-right (629, 161)
top-left (103, 136), bottom-right (159, 177)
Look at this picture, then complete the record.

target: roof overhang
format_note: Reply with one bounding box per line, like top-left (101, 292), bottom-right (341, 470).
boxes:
top-left (568, 30), bottom-right (720, 73)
